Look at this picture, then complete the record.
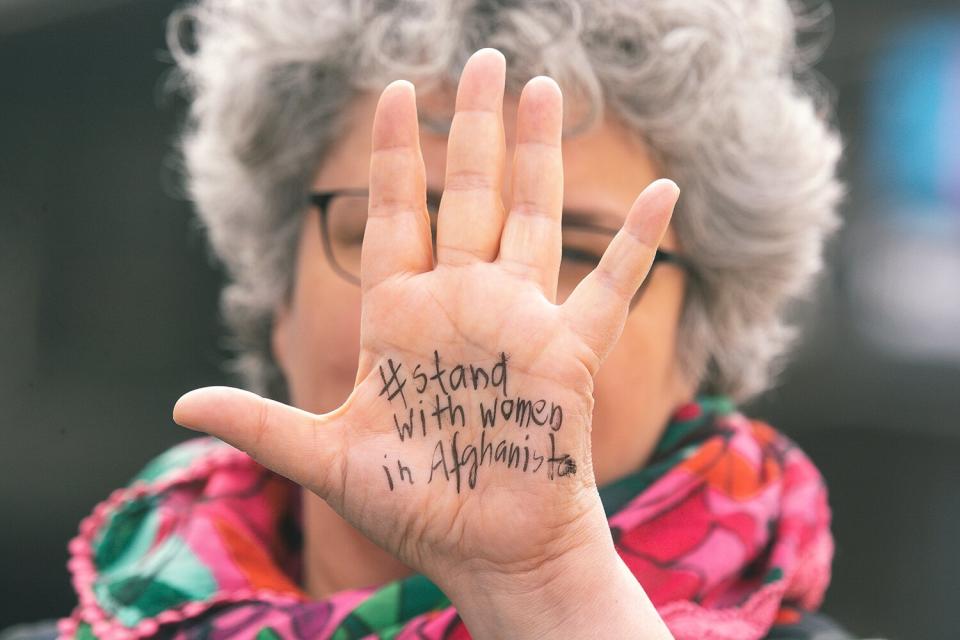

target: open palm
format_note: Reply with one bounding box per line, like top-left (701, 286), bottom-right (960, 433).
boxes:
top-left (172, 48), bottom-right (680, 594)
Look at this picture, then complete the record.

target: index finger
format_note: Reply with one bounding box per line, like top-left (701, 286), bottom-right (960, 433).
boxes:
top-left (363, 80), bottom-right (434, 293)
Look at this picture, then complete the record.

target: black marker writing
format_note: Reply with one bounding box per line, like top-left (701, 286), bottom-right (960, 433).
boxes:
top-left (378, 349), bottom-right (575, 491)
top-left (382, 453), bottom-right (415, 492)
top-left (378, 358), bottom-right (408, 408)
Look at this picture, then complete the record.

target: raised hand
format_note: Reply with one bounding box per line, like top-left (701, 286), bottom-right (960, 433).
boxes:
top-left (172, 47), bottom-right (679, 636)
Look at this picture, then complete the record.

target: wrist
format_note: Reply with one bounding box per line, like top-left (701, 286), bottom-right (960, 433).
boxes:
top-left (440, 509), bottom-right (673, 640)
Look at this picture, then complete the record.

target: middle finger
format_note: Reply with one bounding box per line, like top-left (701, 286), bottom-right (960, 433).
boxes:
top-left (435, 48), bottom-right (508, 267)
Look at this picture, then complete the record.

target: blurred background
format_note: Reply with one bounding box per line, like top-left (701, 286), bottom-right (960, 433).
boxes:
top-left (1, 0), bottom-right (957, 638)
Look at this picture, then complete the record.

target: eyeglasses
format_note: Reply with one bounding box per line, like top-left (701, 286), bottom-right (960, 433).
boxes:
top-left (308, 188), bottom-right (692, 307)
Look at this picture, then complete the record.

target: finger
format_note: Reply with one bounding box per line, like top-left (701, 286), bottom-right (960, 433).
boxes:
top-left (497, 75), bottom-right (564, 300)
top-left (172, 386), bottom-right (345, 501)
top-left (562, 179), bottom-right (680, 359)
top-left (364, 79), bottom-right (433, 293)
top-left (435, 48), bottom-right (508, 266)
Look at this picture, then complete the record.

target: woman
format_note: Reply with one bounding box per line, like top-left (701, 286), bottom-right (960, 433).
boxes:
top-left (59, 1), bottom-right (850, 638)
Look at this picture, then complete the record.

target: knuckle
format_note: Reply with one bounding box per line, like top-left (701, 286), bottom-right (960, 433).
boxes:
top-left (510, 200), bottom-right (555, 220)
top-left (443, 169), bottom-right (497, 193)
top-left (253, 398), bottom-right (271, 448)
top-left (591, 265), bottom-right (632, 300)
top-left (367, 197), bottom-right (420, 219)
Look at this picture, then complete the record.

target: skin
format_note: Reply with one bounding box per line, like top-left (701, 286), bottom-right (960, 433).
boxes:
top-left (174, 48), bottom-right (693, 638)
top-left (275, 67), bottom-right (694, 600)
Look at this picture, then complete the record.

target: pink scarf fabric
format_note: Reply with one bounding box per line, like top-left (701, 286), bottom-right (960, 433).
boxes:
top-left (59, 395), bottom-right (834, 639)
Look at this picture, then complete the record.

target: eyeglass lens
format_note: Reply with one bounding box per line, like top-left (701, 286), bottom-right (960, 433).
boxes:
top-left (321, 193), bottom-right (654, 303)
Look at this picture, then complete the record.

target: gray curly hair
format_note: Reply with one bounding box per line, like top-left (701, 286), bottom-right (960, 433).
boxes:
top-left (161, 0), bottom-right (847, 405)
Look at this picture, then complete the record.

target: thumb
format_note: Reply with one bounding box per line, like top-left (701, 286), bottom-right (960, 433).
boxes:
top-left (172, 386), bottom-right (344, 499)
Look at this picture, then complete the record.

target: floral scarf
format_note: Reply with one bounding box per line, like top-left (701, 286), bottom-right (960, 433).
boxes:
top-left (58, 395), bottom-right (836, 640)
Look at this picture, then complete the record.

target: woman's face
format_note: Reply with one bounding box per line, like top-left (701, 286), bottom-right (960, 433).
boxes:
top-left (273, 88), bottom-right (695, 486)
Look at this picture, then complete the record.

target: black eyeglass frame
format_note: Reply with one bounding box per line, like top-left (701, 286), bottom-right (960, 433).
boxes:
top-left (308, 188), bottom-right (694, 303)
